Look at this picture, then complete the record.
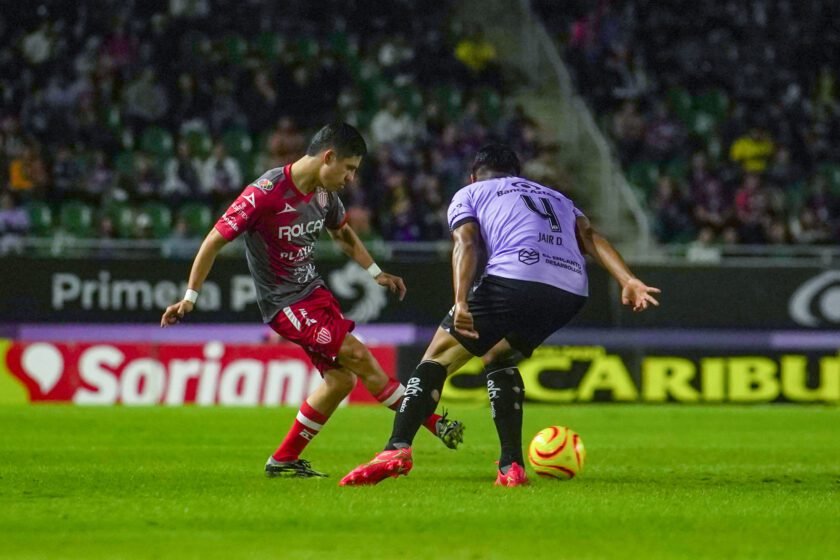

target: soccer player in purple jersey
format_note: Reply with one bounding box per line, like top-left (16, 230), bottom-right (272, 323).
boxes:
top-left (341, 144), bottom-right (660, 487)
top-left (160, 123), bottom-right (464, 478)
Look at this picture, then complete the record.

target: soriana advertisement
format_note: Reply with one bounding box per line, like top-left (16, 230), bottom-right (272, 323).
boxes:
top-left (0, 340), bottom-right (389, 406)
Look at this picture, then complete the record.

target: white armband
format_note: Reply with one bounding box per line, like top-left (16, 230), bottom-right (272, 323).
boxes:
top-left (184, 289), bottom-right (199, 304)
top-left (367, 263), bottom-right (383, 278)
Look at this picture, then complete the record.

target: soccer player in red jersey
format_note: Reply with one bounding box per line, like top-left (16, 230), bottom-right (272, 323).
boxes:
top-left (161, 123), bottom-right (464, 477)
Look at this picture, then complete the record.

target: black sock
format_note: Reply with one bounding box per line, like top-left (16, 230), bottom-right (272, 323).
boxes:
top-left (386, 361), bottom-right (448, 450)
top-left (486, 366), bottom-right (525, 470)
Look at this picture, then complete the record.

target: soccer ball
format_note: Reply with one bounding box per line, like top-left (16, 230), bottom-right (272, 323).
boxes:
top-left (527, 426), bottom-right (585, 480)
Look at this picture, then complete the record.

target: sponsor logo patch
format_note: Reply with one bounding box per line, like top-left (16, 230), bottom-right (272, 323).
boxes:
top-left (252, 178), bottom-right (274, 192)
top-left (518, 248), bottom-right (540, 265)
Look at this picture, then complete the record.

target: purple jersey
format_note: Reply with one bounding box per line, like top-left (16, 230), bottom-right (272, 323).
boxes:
top-left (447, 176), bottom-right (588, 296)
top-left (215, 165), bottom-right (347, 322)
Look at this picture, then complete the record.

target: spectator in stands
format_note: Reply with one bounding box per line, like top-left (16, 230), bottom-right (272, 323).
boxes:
top-left (764, 146), bottom-right (802, 190)
top-left (163, 140), bottom-right (203, 204)
top-left (131, 152), bottom-right (163, 203)
top-left (455, 25), bottom-right (499, 86)
top-left (162, 216), bottom-right (199, 259)
top-left (123, 68), bottom-right (170, 132)
top-left (803, 175), bottom-right (838, 225)
top-left (643, 102), bottom-right (685, 163)
top-left (51, 144), bottom-right (83, 202)
top-left (612, 100), bottom-right (646, 165)
top-left (265, 116), bottom-right (306, 168)
top-left (82, 151), bottom-right (114, 204)
top-left (171, 73), bottom-right (209, 130)
top-left (8, 144), bottom-right (48, 197)
top-left (0, 191), bottom-right (29, 254)
top-left (650, 175), bottom-right (693, 243)
top-left (729, 126), bottom-right (774, 174)
top-left (370, 97), bottom-right (417, 147)
top-left (242, 69), bottom-right (279, 133)
top-left (201, 141), bottom-right (242, 207)
top-left (734, 173), bottom-right (769, 244)
top-left (208, 77), bottom-right (247, 135)
top-left (789, 208), bottom-right (832, 245)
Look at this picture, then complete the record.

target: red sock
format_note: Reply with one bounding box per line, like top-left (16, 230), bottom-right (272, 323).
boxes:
top-left (271, 400), bottom-right (330, 462)
top-left (374, 379), bottom-right (442, 435)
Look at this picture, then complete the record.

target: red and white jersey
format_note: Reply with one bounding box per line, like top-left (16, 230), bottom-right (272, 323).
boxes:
top-left (214, 165), bottom-right (347, 323)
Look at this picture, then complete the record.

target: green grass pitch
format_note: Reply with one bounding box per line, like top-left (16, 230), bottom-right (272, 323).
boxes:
top-left (1, 404), bottom-right (839, 559)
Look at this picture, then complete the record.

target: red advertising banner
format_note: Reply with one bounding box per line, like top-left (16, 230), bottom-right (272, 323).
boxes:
top-left (0, 340), bottom-right (394, 406)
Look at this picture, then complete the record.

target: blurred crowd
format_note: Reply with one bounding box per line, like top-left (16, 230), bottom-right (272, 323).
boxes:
top-left (0, 0), bottom-right (553, 253)
top-left (536, 0), bottom-right (840, 247)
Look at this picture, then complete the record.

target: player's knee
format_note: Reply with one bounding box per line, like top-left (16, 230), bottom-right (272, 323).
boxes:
top-left (483, 349), bottom-right (523, 372)
top-left (339, 336), bottom-right (370, 366)
top-left (324, 371), bottom-right (356, 396)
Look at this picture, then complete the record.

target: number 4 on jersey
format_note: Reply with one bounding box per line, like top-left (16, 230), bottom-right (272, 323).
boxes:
top-left (521, 195), bottom-right (561, 232)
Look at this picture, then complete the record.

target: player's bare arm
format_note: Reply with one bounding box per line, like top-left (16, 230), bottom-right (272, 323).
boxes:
top-left (160, 228), bottom-right (229, 327)
top-left (327, 223), bottom-right (406, 300)
top-left (575, 215), bottom-right (660, 312)
top-left (451, 221), bottom-right (482, 339)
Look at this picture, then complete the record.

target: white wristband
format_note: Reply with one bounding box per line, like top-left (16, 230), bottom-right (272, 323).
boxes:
top-left (367, 263), bottom-right (382, 278)
top-left (184, 289), bottom-right (199, 304)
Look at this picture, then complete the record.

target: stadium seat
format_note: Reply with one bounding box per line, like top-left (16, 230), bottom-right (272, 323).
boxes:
top-left (114, 151), bottom-right (136, 178)
top-left (140, 127), bottom-right (174, 159)
top-left (183, 129), bottom-right (213, 159)
top-left (178, 203), bottom-right (213, 237)
top-left (254, 31), bottom-right (283, 61)
top-left (140, 202), bottom-right (173, 239)
top-left (626, 161), bottom-right (660, 193)
top-left (296, 37), bottom-right (320, 62)
top-left (478, 88), bottom-right (503, 122)
top-left (818, 163), bottom-right (840, 194)
top-left (25, 201), bottom-right (53, 236)
top-left (222, 128), bottom-right (254, 160)
top-left (688, 111), bottom-right (716, 138)
top-left (664, 159), bottom-right (688, 181)
top-left (101, 202), bottom-right (135, 238)
top-left (667, 88), bottom-right (693, 122)
top-left (693, 90), bottom-right (729, 120)
top-left (394, 85), bottom-right (424, 118)
top-left (222, 33), bottom-right (248, 64)
top-left (431, 85), bottom-right (464, 118)
top-left (60, 201), bottom-right (95, 238)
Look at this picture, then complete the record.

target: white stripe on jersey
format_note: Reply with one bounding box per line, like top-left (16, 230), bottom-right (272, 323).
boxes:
top-left (283, 307), bottom-right (301, 331)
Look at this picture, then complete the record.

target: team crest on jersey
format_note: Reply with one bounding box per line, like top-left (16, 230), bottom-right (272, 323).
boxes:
top-left (316, 187), bottom-right (328, 208)
top-left (315, 327), bottom-right (332, 345)
top-left (252, 178), bottom-right (274, 192)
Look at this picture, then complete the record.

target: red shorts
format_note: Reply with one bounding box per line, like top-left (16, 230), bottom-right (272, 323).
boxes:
top-left (268, 287), bottom-right (355, 374)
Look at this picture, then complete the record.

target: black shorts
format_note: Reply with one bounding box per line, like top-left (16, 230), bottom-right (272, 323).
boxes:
top-left (440, 275), bottom-right (587, 357)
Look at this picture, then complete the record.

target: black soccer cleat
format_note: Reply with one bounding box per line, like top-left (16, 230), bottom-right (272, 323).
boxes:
top-left (435, 409), bottom-right (465, 450)
top-left (265, 458), bottom-right (328, 478)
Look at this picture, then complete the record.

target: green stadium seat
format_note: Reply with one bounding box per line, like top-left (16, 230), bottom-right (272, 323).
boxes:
top-left (296, 37), bottom-right (319, 62)
top-left (140, 202), bottom-right (173, 239)
top-left (103, 105), bottom-right (122, 131)
top-left (222, 33), bottom-right (248, 65)
top-left (140, 127), bottom-right (174, 159)
top-left (178, 203), bottom-right (213, 237)
top-left (114, 151), bottom-right (136, 178)
top-left (818, 163), bottom-right (840, 194)
top-left (101, 202), bottom-right (135, 238)
top-left (626, 161), bottom-right (660, 193)
top-left (183, 129), bottom-right (213, 159)
top-left (693, 89), bottom-right (729, 120)
top-left (664, 159), bottom-right (688, 181)
top-left (26, 201), bottom-right (53, 236)
top-left (394, 85), bottom-right (424, 118)
top-left (255, 31), bottom-right (283, 61)
top-left (667, 88), bottom-right (693, 122)
top-left (431, 85), bottom-right (463, 118)
top-left (477, 88), bottom-right (503, 122)
top-left (222, 128), bottom-right (254, 160)
top-left (60, 201), bottom-right (95, 238)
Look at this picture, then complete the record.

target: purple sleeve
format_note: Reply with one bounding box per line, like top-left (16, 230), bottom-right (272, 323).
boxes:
top-left (447, 188), bottom-right (477, 231)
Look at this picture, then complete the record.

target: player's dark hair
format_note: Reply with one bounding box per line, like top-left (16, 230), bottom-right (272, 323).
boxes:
top-left (306, 122), bottom-right (367, 158)
top-left (471, 144), bottom-right (521, 177)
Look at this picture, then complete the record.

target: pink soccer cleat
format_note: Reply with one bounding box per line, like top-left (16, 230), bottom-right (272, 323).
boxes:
top-left (339, 448), bottom-right (413, 486)
top-left (495, 462), bottom-right (529, 487)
